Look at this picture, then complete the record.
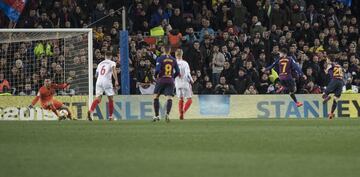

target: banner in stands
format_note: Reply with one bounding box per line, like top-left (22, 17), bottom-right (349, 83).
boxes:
top-left (1, 94), bottom-right (359, 120)
top-left (0, 96), bottom-right (88, 120)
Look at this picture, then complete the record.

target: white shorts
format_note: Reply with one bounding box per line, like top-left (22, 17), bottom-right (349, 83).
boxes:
top-left (176, 87), bottom-right (192, 99)
top-left (96, 83), bottom-right (115, 97)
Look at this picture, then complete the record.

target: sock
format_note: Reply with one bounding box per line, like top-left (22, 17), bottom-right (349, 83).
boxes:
top-left (290, 93), bottom-right (298, 103)
top-left (331, 100), bottom-right (337, 114)
top-left (153, 98), bottom-right (160, 116)
top-left (66, 108), bottom-right (72, 118)
top-left (108, 100), bottom-right (114, 117)
top-left (90, 99), bottom-right (100, 112)
top-left (166, 99), bottom-right (172, 114)
top-left (179, 98), bottom-right (184, 115)
top-left (184, 98), bottom-right (192, 113)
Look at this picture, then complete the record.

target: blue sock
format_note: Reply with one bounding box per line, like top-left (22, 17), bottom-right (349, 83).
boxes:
top-left (153, 98), bottom-right (159, 116)
top-left (166, 99), bottom-right (172, 114)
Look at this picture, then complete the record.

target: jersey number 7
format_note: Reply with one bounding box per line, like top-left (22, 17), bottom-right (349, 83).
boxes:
top-left (280, 61), bottom-right (287, 73)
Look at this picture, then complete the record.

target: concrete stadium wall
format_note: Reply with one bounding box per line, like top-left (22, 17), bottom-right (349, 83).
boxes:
top-left (1, 94), bottom-right (359, 120)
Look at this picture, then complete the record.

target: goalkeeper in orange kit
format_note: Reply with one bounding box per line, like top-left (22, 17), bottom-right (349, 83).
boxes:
top-left (29, 77), bottom-right (73, 120)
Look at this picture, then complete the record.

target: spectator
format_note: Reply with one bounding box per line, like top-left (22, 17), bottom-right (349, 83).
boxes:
top-left (257, 73), bottom-right (271, 94)
top-left (22, 9), bottom-right (38, 28)
top-left (220, 61), bottom-right (235, 85)
top-left (38, 12), bottom-right (54, 28)
top-left (201, 81), bottom-right (214, 94)
top-left (199, 19), bottom-right (215, 41)
top-left (234, 68), bottom-right (251, 94)
top-left (137, 60), bottom-right (155, 95)
top-left (232, 0), bottom-right (248, 27)
top-left (290, 4), bottom-right (306, 25)
top-left (170, 8), bottom-right (185, 33)
top-left (215, 76), bottom-right (237, 94)
top-left (270, 3), bottom-right (288, 28)
top-left (19, 83), bottom-right (36, 96)
top-left (211, 45), bottom-right (225, 85)
top-left (191, 74), bottom-right (203, 94)
top-left (303, 81), bottom-right (321, 94)
top-left (185, 41), bottom-right (203, 71)
top-left (150, 8), bottom-right (170, 27)
top-left (244, 60), bottom-right (259, 84)
top-left (244, 84), bottom-right (258, 95)
top-left (183, 27), bottom-right (198, 45)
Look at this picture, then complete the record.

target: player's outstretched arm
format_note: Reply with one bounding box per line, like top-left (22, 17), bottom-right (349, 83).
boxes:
top-left (112, 66), bottom-right (119, 87)
top-left (263, 58), bottom-right (279, 72)
top-left (52, 83), bottom-right (70, 89)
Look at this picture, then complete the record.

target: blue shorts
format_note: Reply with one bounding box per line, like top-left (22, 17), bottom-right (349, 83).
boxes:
top-left (325, 79), bottom-right (344, 98)
top-left (154, 82), bottom-right (175, 96)
top-left (280, 79), bottom-right (296, 93)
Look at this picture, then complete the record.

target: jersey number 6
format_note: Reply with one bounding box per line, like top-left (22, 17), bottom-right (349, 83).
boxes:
top-left (100, 66), bottom-right (106, 75)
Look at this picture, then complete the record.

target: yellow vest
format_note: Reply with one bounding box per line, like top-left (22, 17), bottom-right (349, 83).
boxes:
top-left (269, 69), bottom-right (279, 83)
top-left (150, 26), bottom-right (164, 37)
top-left (34, 43), bottom-right (45, 58)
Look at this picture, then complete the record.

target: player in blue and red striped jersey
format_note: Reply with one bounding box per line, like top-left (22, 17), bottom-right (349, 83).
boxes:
top-left (153, 45), bottom-right (180, 122)
top-left (262, 48), bottom-right (307, 107)
top-left (322, 57), bottom-right (345, 119)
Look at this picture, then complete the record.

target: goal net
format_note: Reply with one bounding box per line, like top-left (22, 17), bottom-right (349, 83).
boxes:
top-left (0, 29), bottom-right (93, 106)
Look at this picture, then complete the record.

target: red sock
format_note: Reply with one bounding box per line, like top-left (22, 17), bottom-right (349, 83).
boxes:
top-left (179, 98), bottom-right (184, 115)
top-left (184, 98), bottom-right (192, 113)
top-left (90, 99), bottom-right (100, 112)
top-left (109, 100), bottom-right (114, 117)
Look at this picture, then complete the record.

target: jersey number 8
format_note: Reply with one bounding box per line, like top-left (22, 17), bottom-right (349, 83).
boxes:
top-left (165, 64), bottom-right (172, 77)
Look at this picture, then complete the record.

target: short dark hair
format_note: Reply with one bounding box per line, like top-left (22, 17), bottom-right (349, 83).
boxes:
top-left (280, 48), bottom-right (288, 55)
top-left (105, 51), bottom-right (113, 58)
top-left (164, 45), bottom-right (172, 53)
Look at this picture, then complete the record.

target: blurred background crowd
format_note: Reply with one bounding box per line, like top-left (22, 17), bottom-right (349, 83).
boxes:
top-left (0, 0), bottom-right (359, 95)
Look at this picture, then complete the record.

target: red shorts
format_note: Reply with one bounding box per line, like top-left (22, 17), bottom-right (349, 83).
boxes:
top-left (41, 99), bottom-right (63, 110)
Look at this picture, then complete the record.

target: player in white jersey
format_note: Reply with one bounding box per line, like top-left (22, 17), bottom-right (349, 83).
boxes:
top-left (174, 49), bottom-right (193, 120)
top-left (88, 51), bottom-right (119, 121)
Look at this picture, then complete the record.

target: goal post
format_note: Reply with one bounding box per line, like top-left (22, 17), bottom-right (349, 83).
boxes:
top-left (0, 28), bottom-right (93, 110)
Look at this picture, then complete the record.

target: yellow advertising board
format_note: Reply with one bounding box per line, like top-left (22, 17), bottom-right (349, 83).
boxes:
top-left (0, 96), bottom-right (88, 120)
top-left (1, 94), bottom-right (359, 120)
top-left (93, 94), bottom-right (360, 120)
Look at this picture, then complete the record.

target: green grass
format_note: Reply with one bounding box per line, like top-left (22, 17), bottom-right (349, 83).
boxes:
top-left (1, 119), bottom-right (360, 177)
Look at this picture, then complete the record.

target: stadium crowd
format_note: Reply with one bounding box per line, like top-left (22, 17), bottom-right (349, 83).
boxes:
top-left (0, 0), bottom-right (359, 95)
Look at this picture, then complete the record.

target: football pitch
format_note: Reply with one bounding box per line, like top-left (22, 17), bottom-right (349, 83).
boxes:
top-left (1, 119), bottom-right (360, 177)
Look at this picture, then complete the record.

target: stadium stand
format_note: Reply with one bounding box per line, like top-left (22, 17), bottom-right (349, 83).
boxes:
top-left (0, 0), bottom-right (359, 95)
